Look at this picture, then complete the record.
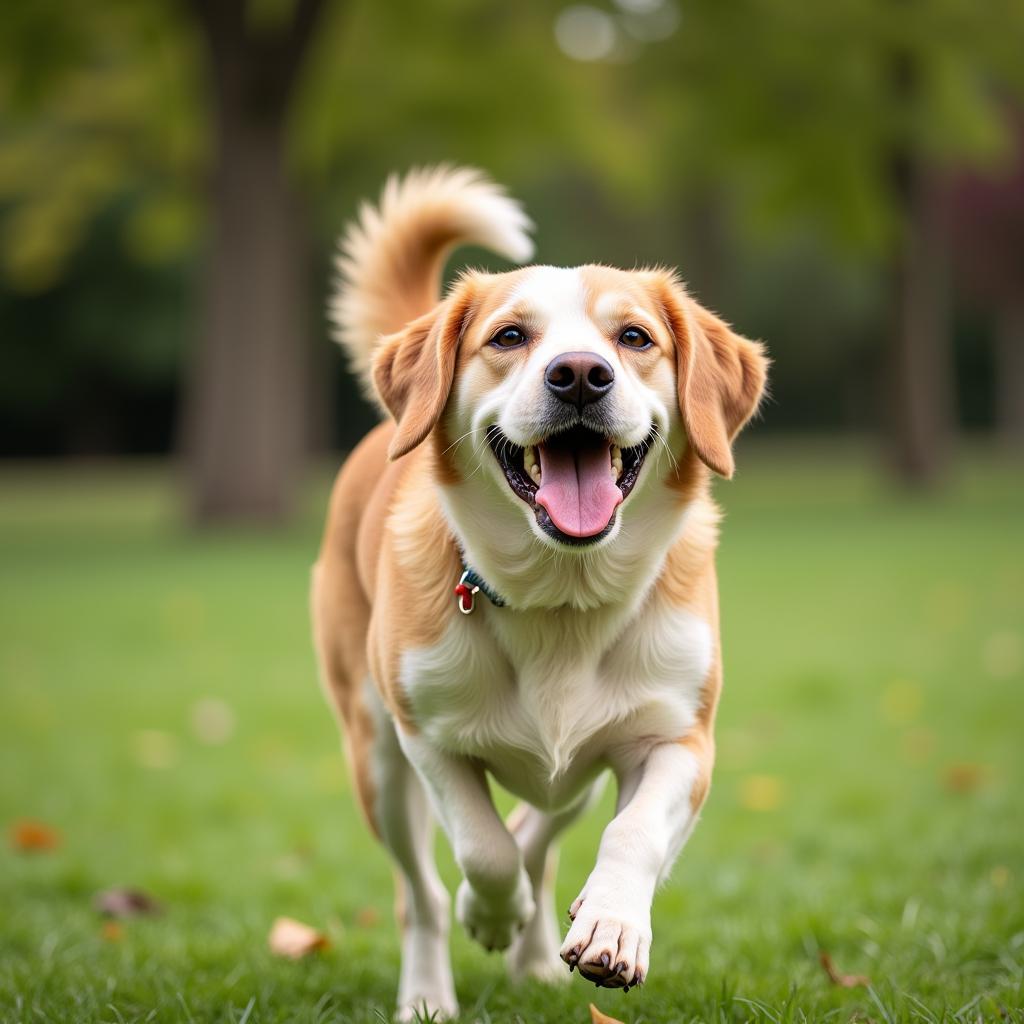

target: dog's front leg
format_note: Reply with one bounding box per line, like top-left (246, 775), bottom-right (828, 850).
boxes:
top-left (560, 737), bottom-right (711, 989)
top-left (398, 730), bottom-right (535, 952)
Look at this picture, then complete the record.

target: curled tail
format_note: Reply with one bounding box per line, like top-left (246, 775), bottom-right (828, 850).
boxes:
top-left (329, 165), bottom-right (534, 400)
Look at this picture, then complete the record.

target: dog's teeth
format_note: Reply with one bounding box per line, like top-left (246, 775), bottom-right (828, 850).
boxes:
top-left (610, 444), bottom-right (623, 481)
top-left (524, 445), bottom-right (541, 486)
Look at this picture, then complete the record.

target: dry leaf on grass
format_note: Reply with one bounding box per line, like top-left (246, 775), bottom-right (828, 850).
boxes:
top-left (354, 906), bottom-right (380, 928)
top-left (819, 951), bottom-right (870, 988)
top-left (94, 887), bottom-right (163, 918)
top-left (589, 1003), bottom-right (626, 1024)
top-left (100, 921), bottom-right (124, 942)
top-left (268, 916), bottom-right (329, 959)
top-left (9, 819), bottom-right (61, 852)
top-left (943, 762), bottom-right (987, 794)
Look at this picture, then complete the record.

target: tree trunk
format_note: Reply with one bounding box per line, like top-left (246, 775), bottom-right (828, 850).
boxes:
top-left (181, 0), bottom-right (323, 524)
top-left (994, 299), bottom-right (1024, 449)
top-left (885, 161), bottom-right (955, 486)
top-left (185, 116), bottom-right (307, 522)
top-left (883, 29), bottom-right (956, 488)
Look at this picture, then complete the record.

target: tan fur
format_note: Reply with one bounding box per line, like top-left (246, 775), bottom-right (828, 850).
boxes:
top-left (651, 494), bottom-right (723, 813)
top-left (311, 425), bottom-right (391, 833)
top-left (330, 166), bottom-right (533, 399)
top-left (314, 418), bottom-right (464, 749)
top-left (374, 284), bottom-right (478, 461)
top-left (652, 271), bottom-right (768, 479)
top-left (367, 450), bottom-right (462, 729)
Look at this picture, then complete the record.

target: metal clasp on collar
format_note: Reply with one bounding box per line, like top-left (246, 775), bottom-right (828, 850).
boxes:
top-left (454, 570), bottom-right (480, 615)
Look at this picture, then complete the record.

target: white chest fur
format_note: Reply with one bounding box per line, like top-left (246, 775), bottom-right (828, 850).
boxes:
top-left (399, 597), bottom-right (713, 810)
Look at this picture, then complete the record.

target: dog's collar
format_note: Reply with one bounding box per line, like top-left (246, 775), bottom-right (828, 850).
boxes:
top-left (454, 564), bottom-right (506, 615)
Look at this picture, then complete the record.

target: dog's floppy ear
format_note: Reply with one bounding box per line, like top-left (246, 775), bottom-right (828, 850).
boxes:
top-left (656, 274), bottom-right (768, 478)
top-left (372, 287), bottom-right (473, 461)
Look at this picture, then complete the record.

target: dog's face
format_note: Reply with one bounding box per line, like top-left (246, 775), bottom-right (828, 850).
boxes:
top-left (372, 264), bottom-right (767, 549)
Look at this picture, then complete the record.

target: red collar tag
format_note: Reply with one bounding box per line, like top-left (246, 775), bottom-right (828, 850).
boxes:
top-left (454, 571), bottom-right (480, 615)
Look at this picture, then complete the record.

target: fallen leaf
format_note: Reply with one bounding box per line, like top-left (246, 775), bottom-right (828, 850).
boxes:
top-left (355, 906), bottom-right (380, 928)
top-left (943, 762), bottom-right (987, 794)
top-left (589, 1004), bottom-right (625, 1024)
top-left (94, 887), bottom-right (163, 918)
top-left (9, 819), bottom-right (61, 852)
top-left (268, 916), bottom-right (329, 959)
top-left (100, 921), bottom-right (124, 942)
top-left (819, 951), bottom-right (870, 988)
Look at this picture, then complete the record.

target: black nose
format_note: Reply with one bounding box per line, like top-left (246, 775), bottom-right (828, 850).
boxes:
top-left (544, 351), bottom-right (615, 409)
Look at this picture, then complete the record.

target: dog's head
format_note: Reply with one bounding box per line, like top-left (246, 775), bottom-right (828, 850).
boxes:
top-left (372, 264), bottom-right (767, 549)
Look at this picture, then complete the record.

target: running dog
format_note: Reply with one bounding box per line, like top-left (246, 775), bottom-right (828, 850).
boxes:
top-left (312, 167), bottom-right (768, 1020)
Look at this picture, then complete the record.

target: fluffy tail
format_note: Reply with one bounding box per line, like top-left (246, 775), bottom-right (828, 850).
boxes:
top-left (329, 165), bottom-right (534, 396)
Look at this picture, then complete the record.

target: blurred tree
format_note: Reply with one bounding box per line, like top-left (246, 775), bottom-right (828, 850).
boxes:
top-left (952, 112), bottom-right (1024, 449)
top-left (0, 0), bottom-right (616, 520)
top-left (634, 0), bottom-right (1024, 484)
top-left (0, 2), bottom-right (202, 291)
top-left (180, 0), bottom-right (325, 523)
top-left (2, 0), bottom-right (1024, 506)
top-left (0, 0), bottom-right (331, 522)
top-left (882, 17), bottom-right (957, 485)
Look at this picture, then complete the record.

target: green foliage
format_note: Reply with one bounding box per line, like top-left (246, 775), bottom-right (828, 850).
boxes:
top-left (0, 0), bottom-right (202, 291)
top-left (630, 0), bottom-right (1024, 252)
top-left (4, 0), bottom-right (1023, 287)
top-left (1, 452), bottom-right (1022, 1021)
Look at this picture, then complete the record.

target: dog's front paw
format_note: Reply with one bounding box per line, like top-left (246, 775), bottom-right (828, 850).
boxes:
top-left (559, 887), bottom-right (651, 990)
top-left (456, 870), bottom-right (535, 952)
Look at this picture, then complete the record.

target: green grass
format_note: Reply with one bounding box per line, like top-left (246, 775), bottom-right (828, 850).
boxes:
top-left (1, 446), bottom-right (1022, 1023)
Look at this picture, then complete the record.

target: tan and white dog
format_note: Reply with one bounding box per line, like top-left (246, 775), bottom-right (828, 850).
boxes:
top-left (312, 167), bottom-right (767, 1020)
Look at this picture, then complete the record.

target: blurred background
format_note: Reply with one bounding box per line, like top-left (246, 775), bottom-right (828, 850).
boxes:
top-left (2, 3), bottom-right (1023, 1021)
top-left (1, 0), bottom-right (1023, 519)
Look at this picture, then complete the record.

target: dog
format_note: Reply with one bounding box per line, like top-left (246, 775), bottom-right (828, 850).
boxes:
top-left (312, 166), bottom-right (767, 1020)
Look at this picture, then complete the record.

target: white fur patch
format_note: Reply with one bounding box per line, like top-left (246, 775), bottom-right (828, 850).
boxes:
top-left (400, 595), bottom-right (713, 806)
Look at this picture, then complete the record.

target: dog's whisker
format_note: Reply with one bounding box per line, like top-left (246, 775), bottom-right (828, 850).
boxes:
top-left (441, 425), bottom-right (485, 457)
top-left (650, 426), bottom-right (676, 463)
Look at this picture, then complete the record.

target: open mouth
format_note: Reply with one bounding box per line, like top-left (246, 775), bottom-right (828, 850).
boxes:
top-left (488, 424), bottom-right (652, 545)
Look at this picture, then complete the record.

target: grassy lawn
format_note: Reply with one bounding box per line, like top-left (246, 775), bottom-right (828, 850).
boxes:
top-left (1, 445), bottom-right (1022, 1023)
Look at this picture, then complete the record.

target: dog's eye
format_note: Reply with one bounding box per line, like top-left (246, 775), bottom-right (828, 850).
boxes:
top-left (619, 327), bottom-right (653, 350)
top-left (490, 326), bottom-right (527, 349)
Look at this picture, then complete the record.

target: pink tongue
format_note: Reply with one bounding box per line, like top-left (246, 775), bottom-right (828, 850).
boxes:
top-left (535, 442), bottom-right (622, 538)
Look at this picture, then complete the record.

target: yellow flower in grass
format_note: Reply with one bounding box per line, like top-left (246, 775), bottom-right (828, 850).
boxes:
top-left (739, 774), bottom-right (783, 812)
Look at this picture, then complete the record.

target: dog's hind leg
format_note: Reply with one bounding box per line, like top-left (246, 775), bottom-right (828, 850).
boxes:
top-left (363, 683), bottom-right (457, 1022)
top-left (312, 576), bottom-right (455, 1019)
top-left (505, 776), bottom-right (607, 983)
